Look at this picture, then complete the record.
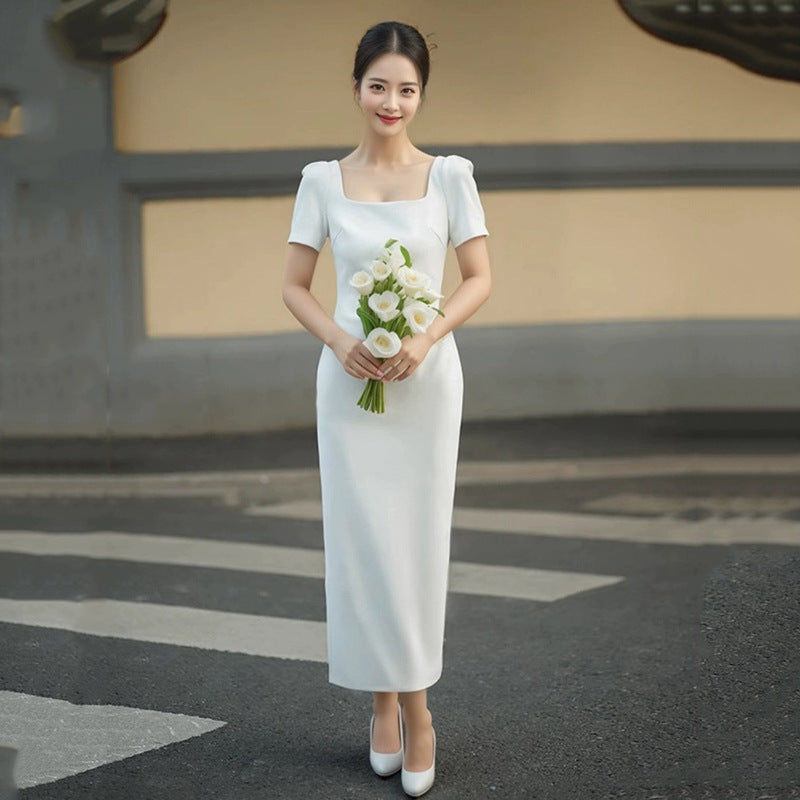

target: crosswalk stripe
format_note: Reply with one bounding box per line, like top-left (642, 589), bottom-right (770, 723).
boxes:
top-left (0, 531), bottom-right (323, 578)
top-left (584, 492), bottom-right (800, 515)
top-left (0, 531), bottom-right (623, 602)
top-left (0, 690), bottom-right (225, 789)
top-left (449, 562), bottom-right (620, 601)
top-left (452, 507), bottom-right (800, 546)
top-left (454, 454), bottom-right (800, 484)
top-left (245, 500), bottom-right (800, 546)
top-left (0, 598), bottom-right (329, 662)
top-left (2, 454), bottom-right (799, 500)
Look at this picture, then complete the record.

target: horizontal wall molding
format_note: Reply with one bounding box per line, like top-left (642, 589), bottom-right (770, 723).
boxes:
top-left (110, 140), bottom-right (800, 198)
top-left (8, 140), bottom-right (795, 195)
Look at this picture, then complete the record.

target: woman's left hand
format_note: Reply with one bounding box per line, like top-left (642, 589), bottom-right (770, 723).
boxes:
top-left (380, 332), bottom-right (435, 382)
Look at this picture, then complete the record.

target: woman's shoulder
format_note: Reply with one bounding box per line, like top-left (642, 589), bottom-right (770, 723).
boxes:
top-left (438, 155), bottom-right (479, 197)
top-left (441, 153), bottom-right (475, 173)
top-left (300, 160), bottom-right (333, 179)
top-left (438, 154), bottom-right (477, 190)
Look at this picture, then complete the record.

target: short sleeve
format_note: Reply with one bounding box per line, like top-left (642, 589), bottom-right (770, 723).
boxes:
top-left (287, 161), bottom-right (329, 252)
top-left (443, 155), bottom-right (490, 249)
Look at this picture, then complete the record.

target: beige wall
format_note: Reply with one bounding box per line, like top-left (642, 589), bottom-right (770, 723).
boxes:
top-left (142, 187), bottom-right (800, 337)
top-left (123, 0), bottom-right (800, 338)
top-left (114, 0), bottom-right (800, 151)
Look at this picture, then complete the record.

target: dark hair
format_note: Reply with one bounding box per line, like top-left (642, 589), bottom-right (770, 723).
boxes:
top-left (352, 21), bottom-right (433, 98)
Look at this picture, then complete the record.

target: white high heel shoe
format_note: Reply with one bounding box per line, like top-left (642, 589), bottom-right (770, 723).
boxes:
top-left (369, 701), bottom-right (403, 776)
top-left (400, 705), bottom-right (436, 797)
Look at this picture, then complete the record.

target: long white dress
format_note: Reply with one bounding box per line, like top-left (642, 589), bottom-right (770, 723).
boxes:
top-left (287, 154), bottom-right (489, 692)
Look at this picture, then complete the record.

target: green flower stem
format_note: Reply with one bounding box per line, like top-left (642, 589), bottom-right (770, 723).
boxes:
top-left (357, 377), bottom-right (385, 413)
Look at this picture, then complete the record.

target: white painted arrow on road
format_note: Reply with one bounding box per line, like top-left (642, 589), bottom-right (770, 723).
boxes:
top-left (0, 690), bottom-right (225, 789)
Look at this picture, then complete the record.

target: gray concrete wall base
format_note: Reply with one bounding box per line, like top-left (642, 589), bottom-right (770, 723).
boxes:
top-left (94, 319), bottom-right (800, 436)
top-left (455, 319), bottom-right (800, 421)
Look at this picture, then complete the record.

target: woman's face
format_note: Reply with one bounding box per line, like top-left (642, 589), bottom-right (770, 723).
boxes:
top-left (354, 52), bottom-right (422, 137)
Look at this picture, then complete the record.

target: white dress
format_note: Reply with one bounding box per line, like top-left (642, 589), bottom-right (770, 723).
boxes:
top-left (287, 154), bottom-right (489, 692)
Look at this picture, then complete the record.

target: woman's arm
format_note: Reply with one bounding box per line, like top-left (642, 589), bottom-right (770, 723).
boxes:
top-left (282, 242), bottom-right (345, 349)
top-left (282, 242), bottom-right (385, 381)
top-left (424, 234), bottom-right (492, 345)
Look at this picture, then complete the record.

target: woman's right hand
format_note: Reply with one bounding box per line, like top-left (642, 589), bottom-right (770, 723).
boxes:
top-left (330, 332), bottom-right (385, 381)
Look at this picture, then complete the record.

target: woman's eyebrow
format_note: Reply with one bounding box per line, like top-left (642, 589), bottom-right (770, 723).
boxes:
top-left (367, 77), bottom-right (420, 86)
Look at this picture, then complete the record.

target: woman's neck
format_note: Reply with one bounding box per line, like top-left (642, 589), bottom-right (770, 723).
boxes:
top-left (347, 132), bottom-right (421, 167)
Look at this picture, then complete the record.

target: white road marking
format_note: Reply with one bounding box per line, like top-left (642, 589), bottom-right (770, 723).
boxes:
top-left (0, 531), bottom-right (622, 602)
top-left (0, 690), bottom-right (225, 789)
top-left (450, 508), bottom-right (800, 546)
top-left (449, 562), bottom-right (621, 601)
top-left (453, 454), bottom-right (800, 484)
top-left (0, 454), bottom-right (797, 499)
top-left (245, 500), bottom-right (322, 519)
top-left (246, 500), bottom-right (800, 546)
top-left (0, 598), bottom-right (329, 662)
top-left (0, 531), bottom-right (324, 578)
top-left (584, 493), bottom-right (800, 515)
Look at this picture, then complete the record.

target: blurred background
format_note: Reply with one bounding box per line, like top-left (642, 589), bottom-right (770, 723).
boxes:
top-left (2, 0), bottom-right (799, 438)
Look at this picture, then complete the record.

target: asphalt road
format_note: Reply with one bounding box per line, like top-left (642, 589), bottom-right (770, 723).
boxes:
top-left (0, 412), bottom-right (798, 799)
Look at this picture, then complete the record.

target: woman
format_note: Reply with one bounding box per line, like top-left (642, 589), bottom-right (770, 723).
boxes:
top-left (282, 20), bottom-right (492, 797)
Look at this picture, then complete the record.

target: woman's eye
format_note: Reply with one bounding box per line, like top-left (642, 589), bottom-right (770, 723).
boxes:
top-left (368, 84), bottom-right (414, 94)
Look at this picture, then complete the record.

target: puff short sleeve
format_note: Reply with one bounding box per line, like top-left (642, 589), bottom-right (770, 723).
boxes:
top-left (443, 155), bottom-right (490, 249)
top-left (287, 161), bottom-right (329, 252)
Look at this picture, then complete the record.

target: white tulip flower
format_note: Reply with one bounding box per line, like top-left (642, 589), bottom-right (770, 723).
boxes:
top-left (368, 290), bottom-right (401, 322)
top-left (370, 259), bottom-right (393, 281)
top-left (417, 285), bottom-right (444, 303)
top-left (395, 266), bottom-right (431, 297)
top-left (349, 270), bottom-right (374, 295)
top-left (382, 243), bottom-right (407, 273)
top-left (364, 327), bottom-right (402, 358)
top-left (402, 300), bottom-right (438, 334)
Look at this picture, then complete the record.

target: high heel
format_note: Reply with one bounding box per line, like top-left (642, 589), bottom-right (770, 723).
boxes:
top-left (400, 705), bottom-right (436, 797)
top-left (369, 701), bottom-right (403, 776)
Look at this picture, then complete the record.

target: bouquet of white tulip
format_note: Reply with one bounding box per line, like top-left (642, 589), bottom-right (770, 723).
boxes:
top-left (348, 238), bottom-right (445, 413)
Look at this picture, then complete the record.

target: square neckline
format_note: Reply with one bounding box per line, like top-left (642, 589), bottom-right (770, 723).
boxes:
top-left (334, 155), bottom-right (441, 205)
